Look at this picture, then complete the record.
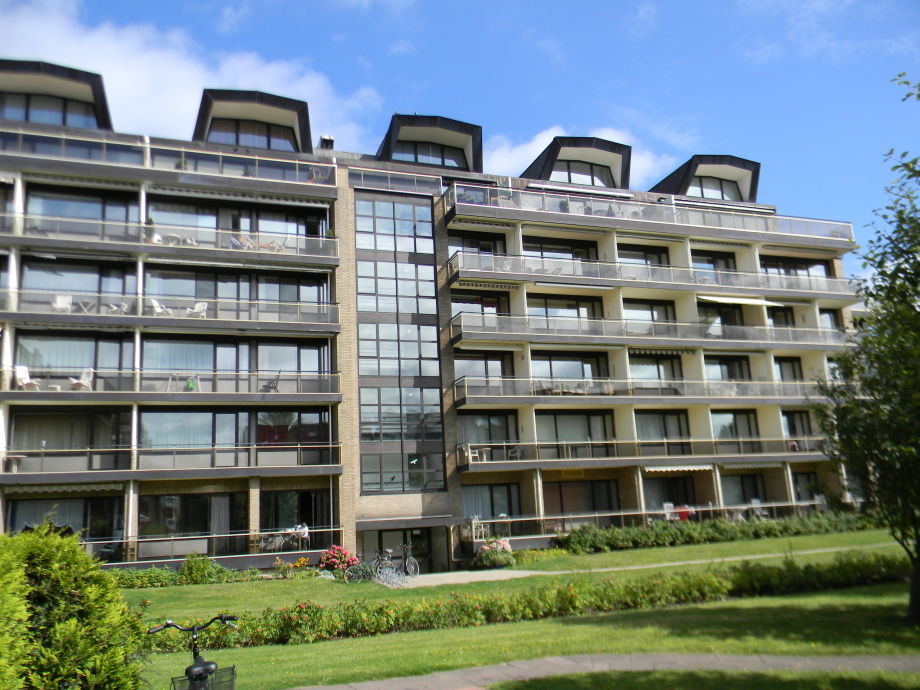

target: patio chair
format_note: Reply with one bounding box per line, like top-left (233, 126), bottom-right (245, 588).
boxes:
top-left (147, 298), bottom-right (174, 317)
top-left (459, 443), bottom-right (480, 462)
top-left (104, 302), bottom-right (130, 315)
top-left (750, 498), bottom-right (769, 519)
top-left (51, 294), bottom-right (73, 313)
top-left (662, 502), bottom-right (680, 521)
top-left (69, 368), bottom-right (94, 391)
top-left (184, 301), bottom-right (208, 318)
top-left (14, 365), bottom-right (40, 391)
top-left (260, 371), bottom-right (281, 393)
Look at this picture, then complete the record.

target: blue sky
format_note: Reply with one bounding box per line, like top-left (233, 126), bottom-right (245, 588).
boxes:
top-left (1, 0), bottom-right (919, 274)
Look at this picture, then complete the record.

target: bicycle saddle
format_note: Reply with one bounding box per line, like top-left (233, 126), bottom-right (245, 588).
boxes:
top-left (186, 659), bottom-right (219, 679)
top-left (384, 548), bottom-right (393, 555)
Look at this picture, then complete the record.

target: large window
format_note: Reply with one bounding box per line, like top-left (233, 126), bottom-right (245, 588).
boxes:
top-left (528, 295), bottom-right (602, 319)
top-left (358, 323), bottom-right (439, 377)
top-left (623, 299), bottom-right (676, 322)
top-left (692, 250), bottom-right (736, 272)
top-left (458, 413), bottom-right (517, 444)
top-left (760, 256), bottom-right (830, 278)
top-left (618, 243), bottom-right (669, 266)
top-left (536, 411), bottom-right (614, 458)
top-left (360, 452), bottom-right (444, 493)
top-left (356, 198), bottom-right (434, 253)
top-left (453, 352), bottom-right (511, 379)
top-left (260, 489), bottom-right (335, 548)
top-left (451, 291), bottom-right (508, 318)
top-left (523, 237), bottom-right (597, 261)
top-left (11, 411), bottom-right (129, 451)
top-left (359, 387), bottom-right (442, 441)
top-left (643, 476), bottom-right (695, 509)
top-left (0, 92), bottom-right (98, 128)
top-left (721, 474), bottom-right (765, 505)
top-left (767, 306), bottom-right (795, 328)
top-left (549, 160), bottom-right (615, 187)
top-left (393, 141), bottom-right (467, 169)
top-left (544, 479), bottom-right (619, 516)
top-left (532, 352), bottom-right (607, 379)
top-left (635, 410), bottom-right (690, 455)
top-left (629, 354), bottom-right (682, 382)
top-left (138, 409), bottom-right (329, 449)
top-left (704, 356), bottom-right (751, 381)
top-left (448, 232), bottom-right (506, 256)
top-left (357, 261), bottom-right (436, 314)
top-left (686, 176), bottom-right (742, 201)
top-left (711, 410), bottom-right (761, 453)
top-left (139, 493), bottom-right (247, 538)
top-left (17, 334), bottom-right (133, 388)
top-left (462, 484), bottom-right (521, 519)
top-left (206, 118), bottom-right (297, 152)
top-left (774, 357), bottom-right (803, 382)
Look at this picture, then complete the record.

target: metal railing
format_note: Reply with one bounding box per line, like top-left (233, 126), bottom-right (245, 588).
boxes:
top-left (0, 124), bottom-right (336, 186)
top-left (465, 499), bottom-right (829, 540)
top-left (448, 251), bottom-right (856, 295)
top-left (3, 212), bottom-right (337, 258)
top-left (443, 183), bottom-right (854, 241)
top-left (2, 443), bottom-right (340, 473)
top-left (458, 436), bottom-right (825, 463)
top-left (5, 366), bottom-right (340, 395)
top-left (450, 312), bottom-right (851, 346)
top-left (454, 376), bottom-right (820, 400)
top-left (13, 288), bottom-right (339, 326)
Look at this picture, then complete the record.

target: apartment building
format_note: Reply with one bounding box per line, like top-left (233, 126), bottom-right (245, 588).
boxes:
top-left (0, 60), bottom-right (857, 571)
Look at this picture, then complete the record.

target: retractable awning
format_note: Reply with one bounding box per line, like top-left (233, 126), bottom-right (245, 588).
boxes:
top-left (5, 482), bottom-right (124, 495)
top-left (644, 465), bottom-right (713, 473)
top-left (698, 295), bottom-right (785, 307)
top-left (720, 462), bottom-right (783, 470)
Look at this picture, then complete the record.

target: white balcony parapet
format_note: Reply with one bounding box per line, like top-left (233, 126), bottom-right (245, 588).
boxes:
top-left (443, 183), bottom-right (854, 242)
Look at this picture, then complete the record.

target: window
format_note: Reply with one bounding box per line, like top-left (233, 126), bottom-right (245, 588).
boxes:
top-left (793, 471), bottom-right (819, 501)
top-left (11, 411), bottom-right (130, 451)
top-left (711, 410), bottom-right (760, 453)
top-left (359, 323), bottom-right (439, 377)
top-left (206, 118), bottom-right (297, 152)
top-left (623, 299), bottom-right (676, 322)
top-left (686, 176), bottom-right (742, 201)
top-left (0, 92), bottom-right (98, 129)
top-left (22, 259), bottom-right (135, 298)
top-left (359, 387), bottom-right (442, 442)
top-left (528, 295), bottom-right (602, 319)
top-left (819, 309), bottom-right (841, 329)
top-left (535, 411), bottom-right (614, 458)
top-left (451, 291), bottom-right (508, 318)
top-left (453, 352), bottom-right (511, 379)
top-left (532, 352), bottom-right (607, 379)
top-left (629, 354), bottom-right (682, 382)
top-left (543, 480), bottom-right (619, 516)
top-left (361, 452), bottom-right (444, 492)
top-left (139, 493), bottom-right (247, 540)
top-left (462, 484), bottom-right (521, 519)
top-left (549, 160), bottom-right (615, 187)
top-left (17, 334), bottom-right (132, 382)
top-left (643, 476), bottom-right (695, 510)
top-left (8, 497), bottom-right (122, 542)
top-left (618, 243), bottom-right (669, 266)
top-left (458, 413), bottom-right (517, 444)
top-left (704, 356), bottom-right (751, 381)
top-left (635, 410), bottom-right (690, 456)
top-left (448, 232), bottom-right (506, 256)
top-left (692, 250), bottom-right (736, 272)
top-left (721, 474), bottom-right (765, 504)
top-left (760, 256), bottom-right (830, 278)
top-left (392, 140), bottom-right (467, 169)
top-left (260, 489), bottom-right (334, 548)
top-left (356, 198), bottom-right (434, 253)
top-left (523, 237), bottom-right (597, 261)
top-left (357, 261), bottom-right (436, 313)
top-left (767, 306), bottom-right (795, 328)
top-left (782, 410), bottom-right (812, 438)
top-left (774, 357), bottom-right (803, 382)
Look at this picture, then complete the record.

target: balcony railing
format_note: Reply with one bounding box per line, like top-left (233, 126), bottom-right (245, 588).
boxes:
top-left (454, 376), bottom-right (820, 400)
top-left (450, 313), bottom-right (850, 346)
top-left (448, 251), bottom-right (856, 295)
top-left (2, 213), bottom-right (337, 258)
top-left (13, 289), bottom-right (339, 326)
top-left (458, 437), bottom-right (824, 463)
top-left (6, 367), bottom-right (340, 395)
top-left (465, 499), bottom-right (829, 541)
top-left (0, 125), bottom-right (336, 186)
top-left (3, 443), bottom-right (340, 474)
top-left (443, 184), bottom-right (854, 242)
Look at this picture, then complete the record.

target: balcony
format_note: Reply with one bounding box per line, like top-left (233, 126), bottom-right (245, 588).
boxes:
top-left (2, 443), bottom-right (341, 475)
top-left (447, 251), bottom-right (856, 298)
top-left (10, 289), bottom-right (339, 330)
top-left (449, 313), bottom-right (850, 348)
top-left (442, 184), bottom-right (854, 244)
top-left (0, 125), bottom-right (336, 187)
top-left (1, 213), bottom-right (338, 262)
top-left (5, 367), bottom-right (341, 400)
top-left (454, 376), bottom-right (820, 405)
top-left (458, 437), bottom-right (825, 468)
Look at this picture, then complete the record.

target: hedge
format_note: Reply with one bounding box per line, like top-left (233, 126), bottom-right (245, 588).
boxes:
top-left (553, 511), bottom-right (877, 554)
top-left (145, 550), bottom-right (908, 653)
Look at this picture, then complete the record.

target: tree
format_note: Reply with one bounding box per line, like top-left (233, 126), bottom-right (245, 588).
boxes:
top-left (816, 74), bottom-right (920, 620)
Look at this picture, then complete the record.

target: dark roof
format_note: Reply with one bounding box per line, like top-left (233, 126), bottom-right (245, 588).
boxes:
top-left (649, 154), bottom-right (761, 201)
top-left (376, 114), bottom-right (483, 172)
top-left (0, 59), bottom-right (112, 130)
top-left (520, 136), bottom-right (632, 188)
top-left (192, 89), bottom-right (312, 153)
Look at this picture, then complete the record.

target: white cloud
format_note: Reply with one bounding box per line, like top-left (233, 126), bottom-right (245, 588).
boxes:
top-left (217, 4), bottom-right (251, 36)
top-left (588, 127), bottom-right (678, 189)
top-left (522, 30), bottom-right (565, 64)
top-left (484, 126), bottom-right (567, 177)
top-left (743, 41), bottom-right (784, 63)
top-left (388, 40), bottom-right (415, 56)
top-left (0, 0), bottom-right (382, 150)
top-left (628, 2), bottom-right (658, 37)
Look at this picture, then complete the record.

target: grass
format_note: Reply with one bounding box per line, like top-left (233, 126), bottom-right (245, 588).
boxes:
top-left (490, 670), bottom-right (920, 689)
top-left (126, 530), bottom-right (898, 623)
top-left (142, 583), bottom-right (920, 689)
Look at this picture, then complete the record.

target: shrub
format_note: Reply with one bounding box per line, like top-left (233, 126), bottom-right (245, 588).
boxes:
top-left (471, 538), bottom-right (516, 569)
top-left (1, 521), bottom-right (146, 688)
top-left (179, 552), bottom-right (233, 585)
top-left (318, 545), bottom-right (359, 574)
top-left (512, 548), bottom-right (567, 566)
top-left (0, 548), bottom-right (29, 689)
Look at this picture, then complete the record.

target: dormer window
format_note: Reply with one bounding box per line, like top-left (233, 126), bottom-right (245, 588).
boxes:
top-left (549, 160), bottom-right (615, 187)
top-left (687, 176), bottom-right (742, 201)
top-left (392, 141), bottom-right (467, 169)
top-left (0, 93), bottom-right (97, 129)
top-left (206, 118), bottom-right (297, 152)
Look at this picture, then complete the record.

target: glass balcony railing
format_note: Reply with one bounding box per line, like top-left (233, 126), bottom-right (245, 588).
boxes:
top-left (458, 436), bottom-right (824, 463)
top-left (0, 125), bottom-right (336, 186)
top-left (443, 184), bottom-right (854, 242)
top-left (450, 313), bottom-right (851, 346)
top-left (448, 251), bottom-right (856, 295)
top-left (2, 443), bottom-right (341, 474)
top-left (3, 213), bottom-right (337, 258)
top-left (12, 289), bottom-right (339, 326)
top-left (6, 367), bottom-right (340, 395)
top-left (454, 376), bottom-right (820, 400)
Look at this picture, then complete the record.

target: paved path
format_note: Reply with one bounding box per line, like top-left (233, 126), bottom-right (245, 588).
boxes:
top-left (403, 541), bottom-right (896, 589)
top-left (293, 653), bottom-right (920, 689)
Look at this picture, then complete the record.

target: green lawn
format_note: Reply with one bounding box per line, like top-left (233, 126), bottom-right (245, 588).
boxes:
top-left (126, 530), bottom-right (898, 623)
top-left (142, 583), bottom-right (920, 690)
top-left (491, 670), bottom-right (920, 690)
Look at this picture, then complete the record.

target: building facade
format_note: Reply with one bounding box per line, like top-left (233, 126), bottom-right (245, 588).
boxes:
top-left (0, 60), bottom-right (858, 571)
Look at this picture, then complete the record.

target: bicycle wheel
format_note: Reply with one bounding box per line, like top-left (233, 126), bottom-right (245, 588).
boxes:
top-left (374, 559), bottom-right (397, 580)
top-left (344, 564), bottom-right (365, 583)
top-left (404, 556), bottom-right (420, 578)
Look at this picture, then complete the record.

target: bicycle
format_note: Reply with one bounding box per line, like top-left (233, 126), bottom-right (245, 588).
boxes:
top-left (343, 553), bottom-right (374, 583)
top-left (343, 549), bottom-right (398, 583)
top-left (399, 543), bottom-right (420, 578)
top-left (147, 613), bottom-right (238, 689)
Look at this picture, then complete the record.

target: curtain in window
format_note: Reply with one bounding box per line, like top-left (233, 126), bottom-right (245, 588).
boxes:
top-left (12, 414), bottom-right (89, 450)
top-left (22, 263), bottom-right (100, 293)
top-left (462, 485), bottom-right (491, 518)
top-left (143, 341), bottom-right (213, 372)
top-left (210, 494), bottom-right (230, 537)
top-left (140, 411), bottom-right (212, 448)
top-left (11, 499), bottom-right (85, 531)
top-left (17, 336), bottom-right (95, 370)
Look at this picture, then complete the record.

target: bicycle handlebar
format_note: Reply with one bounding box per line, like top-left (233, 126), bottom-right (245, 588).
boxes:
top-left (147, 614), bottom-right (238, 635)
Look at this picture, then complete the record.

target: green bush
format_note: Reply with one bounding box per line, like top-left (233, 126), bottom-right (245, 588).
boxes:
top-left (471, 539), bottom-right (516, 569)
top-left (0, 548), bottom-right (29, 689)
top-left (0, 522), bottom-right (146, 688)
top-left (554, 511), bottom-right (877, 554)
top-left (512, 548), bottom-right (567, 566)
top-left (109, 557), bottom-right (261, 589)
top-left (144, 550), bottom-right (906, 653)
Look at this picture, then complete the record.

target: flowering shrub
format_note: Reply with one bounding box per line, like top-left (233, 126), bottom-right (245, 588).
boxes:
top-left (318, 545), bottom-right (359, 574)
top-left (471, 538), bottom-right (516, 569)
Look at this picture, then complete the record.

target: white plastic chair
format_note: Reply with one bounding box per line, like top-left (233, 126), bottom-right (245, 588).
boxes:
top-left (51, 294), bottom-right (73, 313)
top-left (147, 298), bottom-right (174, 317)
top-left (184, 302), bottom-right (208, 318)
top-left (662, 502), bottom-right (679, 521)
top-left (69, 368), bottom-right (94, 391)
top-left (14, 365), bottom-right (40, 390)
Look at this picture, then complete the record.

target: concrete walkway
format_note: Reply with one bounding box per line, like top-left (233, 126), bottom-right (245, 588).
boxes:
top-left (294, 653), bottom-right (920, 689)
top-left (402, 541), bottom-right (895, 589)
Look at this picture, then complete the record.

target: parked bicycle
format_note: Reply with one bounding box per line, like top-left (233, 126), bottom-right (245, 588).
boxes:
top-left (147, 613), bottom-right (238, 689)
top-left (398, 543), bottom-right (420, 578)
top-left (343, 549), bottom-right (398, 583)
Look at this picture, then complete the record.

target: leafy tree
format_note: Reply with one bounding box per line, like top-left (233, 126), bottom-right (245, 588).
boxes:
top-left (0, 549), bottom-right (29, 688)
top-left (816, 74), bottom-right (920, 620)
